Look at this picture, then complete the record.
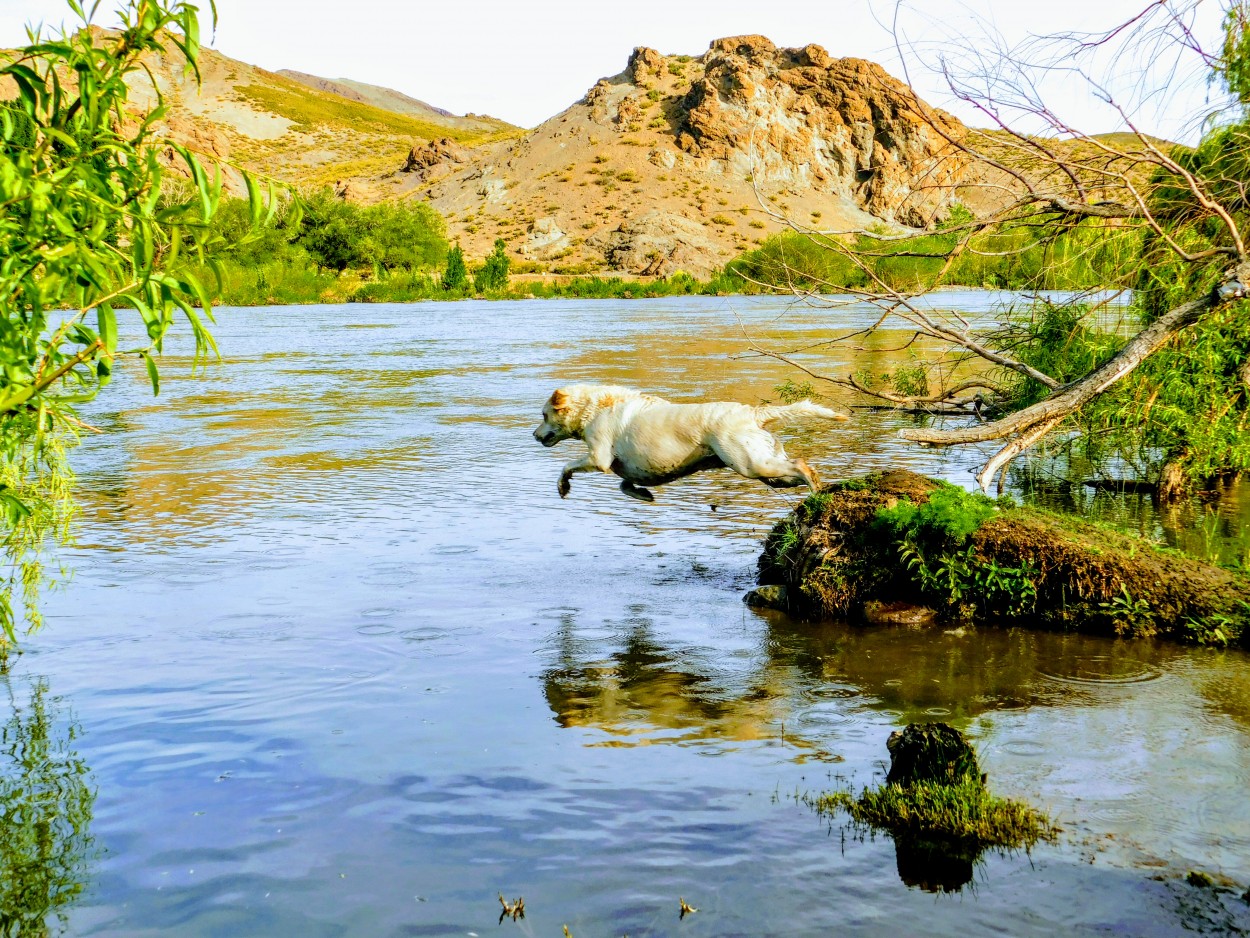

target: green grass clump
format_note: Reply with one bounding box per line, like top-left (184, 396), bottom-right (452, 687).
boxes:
top-left (771, 520), bottom-right (801, 564)
top-left (875, 485), bottom-right (1001, 545)
top-left (809, 778), bottom-right (1058, 850)
top-left (872, 486), bottom-right (1039, 615)
top-left (800, 491), bottom-right (835, 514)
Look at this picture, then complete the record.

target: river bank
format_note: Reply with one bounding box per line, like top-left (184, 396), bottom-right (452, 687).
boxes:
top-left (756, 470), bottom-right (1250, 647)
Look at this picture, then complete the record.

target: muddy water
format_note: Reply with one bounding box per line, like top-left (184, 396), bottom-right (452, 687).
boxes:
top-left (5, 293), bottom-right (1250, 936)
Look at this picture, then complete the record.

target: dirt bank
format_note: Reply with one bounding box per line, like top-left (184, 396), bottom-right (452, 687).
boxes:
top-left (756, 470), bottom-right (1250, 645)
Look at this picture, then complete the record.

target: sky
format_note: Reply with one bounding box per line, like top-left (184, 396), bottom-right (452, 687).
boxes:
top-left (0, 0), bottom-right (1228, 139)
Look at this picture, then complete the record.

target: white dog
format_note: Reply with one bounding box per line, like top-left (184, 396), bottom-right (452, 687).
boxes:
top-left (533, 384), bottom-right (849, 501)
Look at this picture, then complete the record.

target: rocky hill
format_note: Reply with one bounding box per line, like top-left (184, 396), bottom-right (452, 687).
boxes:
top-left (276, 70), bottom-right (510, 138)
top-left (87, 32), bottom-right (991, 277)
top-left (118, 40), bottom-right (518, 199)
top-left (375, 35), bottom-right (979, 277)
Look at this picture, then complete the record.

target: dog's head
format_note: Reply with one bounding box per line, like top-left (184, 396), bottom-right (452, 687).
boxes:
top-left (533, 388), bottom-right (579, 447)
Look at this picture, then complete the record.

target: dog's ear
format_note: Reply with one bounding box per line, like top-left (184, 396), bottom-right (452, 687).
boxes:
top-left (550, 389), bottom-right (570, 412)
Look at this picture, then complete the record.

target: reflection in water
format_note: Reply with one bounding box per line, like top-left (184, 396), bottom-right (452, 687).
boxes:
top-left (0, 677), bottom-right (94, 938)
top-left (541, 608), bottom-right (1190, 754)
top-left (1018, 460), bottom-right (1250, 569)
top-left (892, 836), bottom-right (979, 894)
top-left (542, 612), bottom-right (801, 749)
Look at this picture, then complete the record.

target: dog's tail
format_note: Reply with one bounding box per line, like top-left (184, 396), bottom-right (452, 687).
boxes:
top-left (754, 399), bottom-right (851, 427)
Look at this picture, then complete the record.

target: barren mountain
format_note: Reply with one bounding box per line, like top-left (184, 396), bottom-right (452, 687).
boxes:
top-left (118, 40), bottom-right (517, 199)
top-left (99, 32), bottom-right (992, 277)
top-left (376, 35), bottom-right (979, 277)
top-left (276, 70), bottom-right (510, 137)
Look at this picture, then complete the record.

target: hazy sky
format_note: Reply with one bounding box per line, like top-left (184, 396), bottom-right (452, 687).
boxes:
top-left (0, 0), bottom-right (1227, 138)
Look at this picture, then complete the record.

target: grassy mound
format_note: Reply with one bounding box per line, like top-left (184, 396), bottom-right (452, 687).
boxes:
top-left (758, 469), bottom-right (1250, 645)
top-left (806, 722), bottom-right (1057, 893)
top-left (810, 778), bottom-right (1057, 850)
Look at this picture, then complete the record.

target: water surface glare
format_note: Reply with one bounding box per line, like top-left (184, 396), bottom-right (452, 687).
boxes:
top-left (9, 294), bottom-right (1250, 936)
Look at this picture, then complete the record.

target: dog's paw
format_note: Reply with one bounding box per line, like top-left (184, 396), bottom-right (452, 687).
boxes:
top-left (620, 481), bottom-right (654, 502)
top-left (796, 458), bottom-right (821, 490)
top-left (557, 476), bottom-right (571, 498)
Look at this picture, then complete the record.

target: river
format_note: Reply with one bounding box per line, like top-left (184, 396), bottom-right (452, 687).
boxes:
top-left (4, 293), bottom-right (1249, 936)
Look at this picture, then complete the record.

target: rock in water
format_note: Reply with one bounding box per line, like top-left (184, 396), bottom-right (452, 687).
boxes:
top-left (885, 722), bottom-right (980, 786)
top-left (743, 584), bottom-right (788, 610)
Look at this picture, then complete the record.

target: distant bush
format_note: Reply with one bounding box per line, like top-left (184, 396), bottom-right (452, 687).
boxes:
top-left (441, 244), bottom-right (468, 292)
top-left (474, 239), bottom-right (510, 293)
top-left (209, 189), bottom-right (447, 274)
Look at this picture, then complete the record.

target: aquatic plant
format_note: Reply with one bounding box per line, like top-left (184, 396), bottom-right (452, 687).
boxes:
top-left (874, 486), bottom-right (1039, 615)
top-left (810, 778), bottom-right (1057, 851)
top-left (1098, 585), bottom-right (1156, 638)
top-left (807, 723), bottom-right (1057, 889)
top-left (769, 519), bottom-right (802, 567)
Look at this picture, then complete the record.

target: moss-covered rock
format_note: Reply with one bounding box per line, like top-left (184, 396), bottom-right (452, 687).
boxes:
top-left (886, 722), bottom-right (980, 786)
top-left (757, 469), bottom-right (1250, 645)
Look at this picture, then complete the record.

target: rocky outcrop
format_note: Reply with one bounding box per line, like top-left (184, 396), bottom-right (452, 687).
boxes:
top-left (520, 217), bottom-right (569, 258)
top-left (396, 35), bottom-right (989, 273)
top-left (628, 46), bottom-right (665, 83)
top-left (401, 137), bottom-right (467, 178)
top-left (590, 211), bottom-right (726, 278)
top-left (673, 36), bottom-right (968, 228)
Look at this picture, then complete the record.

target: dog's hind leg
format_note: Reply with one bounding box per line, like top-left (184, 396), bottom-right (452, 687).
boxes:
top-left (711, 432), bottom-right (820, 491)
top-left (620, 480), bottom-right (655, 502)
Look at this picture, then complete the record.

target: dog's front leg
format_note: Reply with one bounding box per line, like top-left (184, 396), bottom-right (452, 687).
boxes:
top-left (557, 456), bottom-right (600, 498)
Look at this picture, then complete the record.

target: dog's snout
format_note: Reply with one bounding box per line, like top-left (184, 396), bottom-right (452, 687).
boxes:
top-left (534, 426), bottom-right (557, 446)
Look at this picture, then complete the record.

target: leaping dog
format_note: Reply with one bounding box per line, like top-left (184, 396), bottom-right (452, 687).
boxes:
top-left (533, 384), bottom-right (848, 501)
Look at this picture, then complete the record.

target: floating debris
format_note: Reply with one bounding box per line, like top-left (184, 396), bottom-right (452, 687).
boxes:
top-left (679, 897), bottom-right (698, 919)
top-left (498, 893), bottom-right (525, 923)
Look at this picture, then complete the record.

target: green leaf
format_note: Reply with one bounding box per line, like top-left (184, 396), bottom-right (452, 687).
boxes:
top-left (245, 171), bottom-right (263, 227)
top-left (97, 303), bottom-right (117, 353)
top-left (141, 351), bottom-right (160, 396)
top-left (0, 489), bottom-right (32, 525)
